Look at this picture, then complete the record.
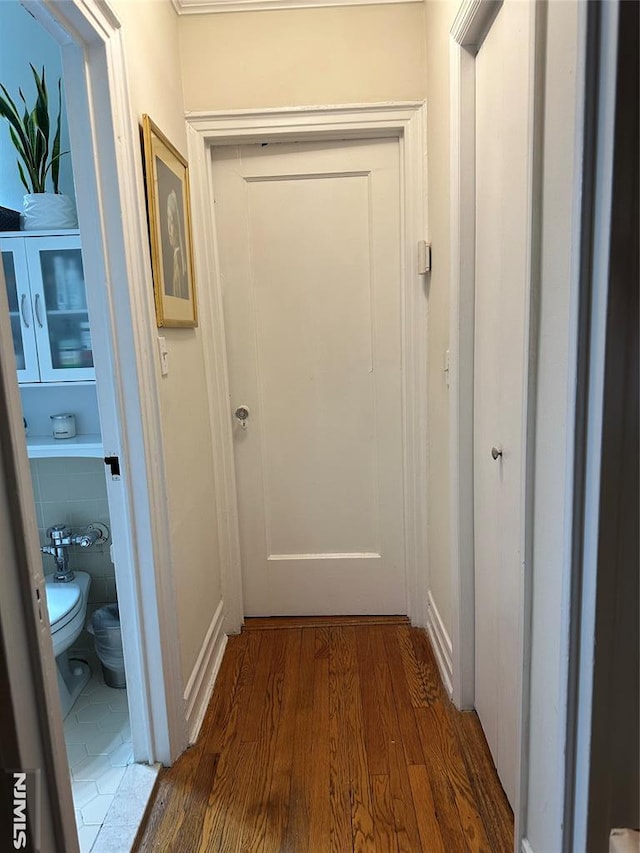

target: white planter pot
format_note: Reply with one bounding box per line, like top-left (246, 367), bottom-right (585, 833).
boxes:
top-left (23, 193), bottom-right (77, 230)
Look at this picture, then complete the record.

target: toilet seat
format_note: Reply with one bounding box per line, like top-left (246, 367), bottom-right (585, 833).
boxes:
top-left (45, 581), bottom-right (82, 634)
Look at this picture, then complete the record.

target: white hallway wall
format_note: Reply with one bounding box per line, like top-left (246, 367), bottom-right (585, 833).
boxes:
top-left (110, 0), bottom-right (223, 688)
top-left (178, 3), bottom-right (427, 110)
top-left (423, 0), bottom-right (455, 639)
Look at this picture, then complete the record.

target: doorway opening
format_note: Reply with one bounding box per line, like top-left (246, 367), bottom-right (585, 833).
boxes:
top-left (186, 102), bottom-right (429, 633)
top-left (0, 3), bottom-right (140, 849)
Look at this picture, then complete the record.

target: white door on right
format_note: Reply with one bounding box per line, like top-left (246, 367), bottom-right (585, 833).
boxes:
top-left (474, 0), bottom-right (534, 808)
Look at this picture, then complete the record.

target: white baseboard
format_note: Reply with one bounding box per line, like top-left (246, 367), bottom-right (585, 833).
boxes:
top-left (426, 590), bottom-right (453, 698)
top-left (183, 600), bottom-right (227, 744)
top-left (521, 839), bottom-right (534, 853)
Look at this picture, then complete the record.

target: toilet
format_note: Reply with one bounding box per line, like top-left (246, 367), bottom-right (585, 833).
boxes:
top-left (45, 571), bottom-right (91, 718)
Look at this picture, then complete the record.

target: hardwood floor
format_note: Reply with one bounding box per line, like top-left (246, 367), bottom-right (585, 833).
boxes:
top-left (134, 618), bottom-right (513, 852)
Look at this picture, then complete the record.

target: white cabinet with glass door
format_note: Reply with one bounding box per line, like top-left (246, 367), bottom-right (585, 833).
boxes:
top-left (1, 232), bottom-right (95, 383)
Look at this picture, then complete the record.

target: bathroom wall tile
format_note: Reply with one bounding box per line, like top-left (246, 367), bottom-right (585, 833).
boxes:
top-left (71, 554), bottom-right (99, 575)
top-left (88, 578), bottom-right (106, 604)
top-left (103, 577), bottom-right (117, 601)
top-left (39, 471), bottom-right (107, 504)
top-left (36, 457), bottom-right (100, 477)
top-left (85, 603), bottom-right (101, 623)
top-left (39, 497), bottom-right (106, 531)
top-left (29, 461), bottom-right (41, 501)
top-left (33, 500), bottom-right (45, 529)
top-left (38, 474), bottom-right (75, 503)
top-left (77, 472), bottom-right (108, 501)
top-left (66, 498), bottom-right (110, 528)
top-left (70, 552), bottom-right (113, 578)
top-left (32, 458), bottom-right (55, 476)
top-left (72, 560), bottom-right (99, 581)
top-left (71, 632), bottom-right (94, 658)
top-left (41, 501), bottom-right (72, 530)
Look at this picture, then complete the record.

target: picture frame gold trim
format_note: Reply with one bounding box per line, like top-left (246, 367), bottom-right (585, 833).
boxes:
top-left (141, 114), bottom-right (198, 328)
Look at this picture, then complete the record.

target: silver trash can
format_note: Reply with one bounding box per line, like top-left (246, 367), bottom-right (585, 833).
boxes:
top-left (88, 604), bottom-right (126, 689)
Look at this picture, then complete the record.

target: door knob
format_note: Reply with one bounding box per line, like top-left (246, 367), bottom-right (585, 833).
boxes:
top-left (234, 406), bottom-right (250, 429)
top-left (491, 446), bottom-right (503, 460)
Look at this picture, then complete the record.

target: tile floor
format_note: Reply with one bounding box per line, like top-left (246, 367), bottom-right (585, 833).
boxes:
top-left (63, 664), bottom-right (133, 852)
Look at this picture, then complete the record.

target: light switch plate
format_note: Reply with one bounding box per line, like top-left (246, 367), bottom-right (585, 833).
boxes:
top-left (158, 336), bottom-right (169, 376)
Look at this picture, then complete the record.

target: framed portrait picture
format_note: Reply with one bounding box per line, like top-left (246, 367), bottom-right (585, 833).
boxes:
top-left (141, 114), bottom-right (198, 327)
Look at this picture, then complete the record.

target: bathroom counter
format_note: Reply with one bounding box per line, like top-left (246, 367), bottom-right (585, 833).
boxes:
top-left (26, 434), bottom-right (103, 459)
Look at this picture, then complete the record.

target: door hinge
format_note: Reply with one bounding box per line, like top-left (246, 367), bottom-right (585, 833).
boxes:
top-left (35, 584), bottom-right (43, 623)
top-left (103, 455), bottom-right (121, 479)
top-left (418, 240), bottom-right (431, 274)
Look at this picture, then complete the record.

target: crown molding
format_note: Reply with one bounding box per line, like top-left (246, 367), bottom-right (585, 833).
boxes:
top-left (172, 0), bottom-right (421, 14)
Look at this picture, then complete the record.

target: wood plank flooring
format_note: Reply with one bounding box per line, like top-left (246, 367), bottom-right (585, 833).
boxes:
top-left (134, 619), bottom-right (513, 852)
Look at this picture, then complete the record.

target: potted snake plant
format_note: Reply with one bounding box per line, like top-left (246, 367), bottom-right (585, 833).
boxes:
top-left (0, 64), bottom-right (76, 230)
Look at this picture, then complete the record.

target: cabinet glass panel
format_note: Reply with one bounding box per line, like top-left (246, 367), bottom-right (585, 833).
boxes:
top-left (2, 252), bottom-right (26, 371)
top-left (37, 249), bottom-right (93, 370)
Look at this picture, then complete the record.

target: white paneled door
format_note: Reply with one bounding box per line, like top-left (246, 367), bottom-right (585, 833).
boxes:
top-left (474, 2), bottom-right (533, 808)
top-left (212, 139), bottom-right (406, 616)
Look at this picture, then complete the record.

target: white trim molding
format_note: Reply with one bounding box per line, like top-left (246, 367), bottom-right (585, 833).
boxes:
top-left (172, 0), bottom-right (420, 14)
top-left (184, 601), bottom-right (228, 744)
top-left (448, 26), bottom-right (477, 714)
top-left (426, 591), bottom-right (453, 697)
top-left (448, 0), bottom-right (506, 720)
top-left (521, 839), bottom-right (534, 853)
top-left (186, 102), bottom-right (429, 630)
top-left (451, 0), bottom-right (502, 52)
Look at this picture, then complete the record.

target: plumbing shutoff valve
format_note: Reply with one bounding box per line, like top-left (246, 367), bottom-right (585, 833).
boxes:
top-left (41, 522), bottom-right (110, 582)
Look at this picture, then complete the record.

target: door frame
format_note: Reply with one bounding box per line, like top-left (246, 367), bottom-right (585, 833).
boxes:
top-left (186, 102), bottom-right (429, 632)
top-left (19, 0), bottom-right (188, 765)
top-left (565, 2), bottom-right (626, 848)
top-left (448, 0), bottom-right (542, 843)
top-left (0, 265), bottom-right (77, 850)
